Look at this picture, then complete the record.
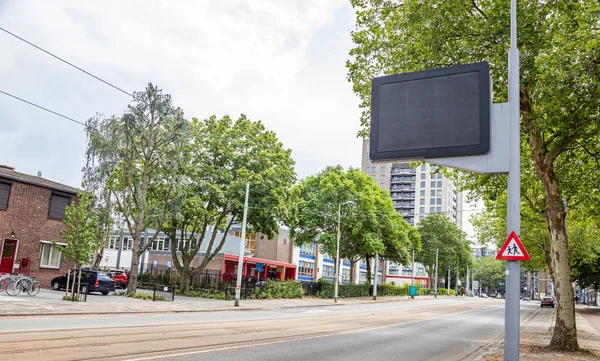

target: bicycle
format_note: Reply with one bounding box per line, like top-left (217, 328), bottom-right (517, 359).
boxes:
top-left (0, 274), bottom-right (15, 293)
top-left (15, 276), bottom-right (40, 296)
top-left (3, 275), bottom-right (22, 296)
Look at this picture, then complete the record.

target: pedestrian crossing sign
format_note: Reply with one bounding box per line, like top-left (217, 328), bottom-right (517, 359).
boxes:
top-left (496, 231), bottom-right (530, 261)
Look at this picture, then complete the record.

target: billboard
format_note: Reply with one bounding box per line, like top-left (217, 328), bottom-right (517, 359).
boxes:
top-left (369, 62), bottom-right (491, 161)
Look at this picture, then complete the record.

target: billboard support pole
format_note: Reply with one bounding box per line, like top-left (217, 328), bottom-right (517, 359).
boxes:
top-left (504, 0), bottom-right (521, 359)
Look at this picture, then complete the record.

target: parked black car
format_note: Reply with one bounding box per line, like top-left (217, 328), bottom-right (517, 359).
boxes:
top-left (51, 269), bottom-right (115, 295)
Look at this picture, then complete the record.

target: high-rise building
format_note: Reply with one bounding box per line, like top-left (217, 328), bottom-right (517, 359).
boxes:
top-left (361, 139), bottom-right (463, 227)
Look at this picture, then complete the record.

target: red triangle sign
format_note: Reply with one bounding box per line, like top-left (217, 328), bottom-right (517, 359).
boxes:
top-left (496, 231), bottom-right (530, 261)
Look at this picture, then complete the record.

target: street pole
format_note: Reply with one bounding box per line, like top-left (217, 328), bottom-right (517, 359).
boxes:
top-left (373, 253), bottom-right (378, 301)
top-left (334, 203), bottom-right (342, 303)
top-left (455, 258), bottom-right (459, 296)
top-left (447, 267), bottom-right (450, 296)
top-left (504, 0), bottom-right (521, 359)
top-left (411, 249), bottom-right (415, 299)
top-left (466, 266), bottom-right (470, 294)
top-left (234, 182), bottom-right (250, 307)
top-left (434, 248), bottom-right (438, 298)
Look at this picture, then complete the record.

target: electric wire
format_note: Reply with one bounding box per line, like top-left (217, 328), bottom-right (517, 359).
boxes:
top-left (0, 26), bottom-right (133, 97)
top-left (0, 89), bottom-right (87, 127)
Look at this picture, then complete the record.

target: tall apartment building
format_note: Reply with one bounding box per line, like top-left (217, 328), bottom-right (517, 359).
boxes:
top-left (361, 139), bottom-right (463, 227)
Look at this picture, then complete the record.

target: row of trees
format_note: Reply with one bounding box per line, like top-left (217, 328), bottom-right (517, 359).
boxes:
top-left (346, 0), bottom-right (600, 350)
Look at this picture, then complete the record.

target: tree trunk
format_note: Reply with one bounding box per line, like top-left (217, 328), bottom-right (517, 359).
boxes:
top-left (531, 138), bottom-right (579, 351)
top-left (127, 232), bottom-right (143, 294)
top-left (179, 269), bottom-right (191, 294)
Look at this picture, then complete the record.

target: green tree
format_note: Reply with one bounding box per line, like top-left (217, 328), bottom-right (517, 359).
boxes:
top-left (163, 115), bottom-right (296, 293)
top-left (416, 213), bottom-right (471, 291)
top-left (347, 0), bottom-right (600, 349)
top-left (288, 166), bottom-right (417, 283)
top-left (472, 256), bottom-right (506, 295)
top-left (83, 83), bottom-right (188, 293)
top-left (55, 192), bottom-right (102, 268)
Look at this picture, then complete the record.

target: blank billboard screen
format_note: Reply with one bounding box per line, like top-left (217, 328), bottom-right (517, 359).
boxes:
top-left (370, 62), bottom-right (490, 161)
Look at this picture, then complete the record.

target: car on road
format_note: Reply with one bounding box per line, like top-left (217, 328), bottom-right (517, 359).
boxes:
top-left (541, 297), bottom-right (555, 308)
top-left (51, 269), bottom-right (115, 295)
top-left (109, 269), bottom-right (128, 288)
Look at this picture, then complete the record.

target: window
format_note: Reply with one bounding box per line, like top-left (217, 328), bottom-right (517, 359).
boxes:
top-left (122, 237), bottom-right (133, 250)
top-left (437, 181), bottom-right (443, 187)
top-left (420, 181), bottom-right (426, 188)
top-left (388, 262), bottom-right (400, 275)
top-left (420, 190), bottom-right (425, 197)
top-left (419, 207), bottom-right (425, 214)
top-left (342, 268), bottom-right (350, 283)
top-left (421, 173), bottom-right (426, 179)
top-left (437, 190), bottom-right (443, 196)
top-left (108, 236), bottom-right (120, 250)
top-left (365, 167), bottom-right (370, 173)
top-left (380, 183), bottom-right (385, 189)
top-left (420, 198), bottom-right (425, 205)
top-left (381, 166), bottom-right (386, 173)
top-left (421, 164), bottom-right (426, 171)
top-left (48, 192), bottom-right (71, 220)
top-left (0, 181), bottom-right (11, 210)
top-left (322, 264), bottom-right (334, 281)
top-left (430, 207), bottom-right (435, 213)
top-left (372, 168), bottom-right (377, 173)
top-left (152, 238), bottom-right (166, 251)
top-left (436, 207), bottom-right (442, 212)
top-left (359, 271), bottom-right (367, 284)
top-left (431, 181), bottom-right (436, 188)
top-left (300, 242), bottom-right (316, 256)
top-left (430, 190), bottom-right (435, 197)
top-left (430, 198), bottom-right (435, 205)
top-left (436, 198), bottom-right (442, 205)
top-left (372, 175), bottom-right (376, 181)
top-left (380, 175), bottom-right (385, 180)
top-left (298, 260), bottom-right (314, 279)
top-left (437, 173), bottom-right (443, 179)
top-left (40, 241), bottom-right (63, 268)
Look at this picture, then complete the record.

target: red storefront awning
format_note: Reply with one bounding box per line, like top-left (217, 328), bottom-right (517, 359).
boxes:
top-left (223, 253), bottom-right (296, 269)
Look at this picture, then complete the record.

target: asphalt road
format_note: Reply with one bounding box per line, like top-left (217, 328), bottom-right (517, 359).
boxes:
top-left (0, 297), bottom-right (539, 361)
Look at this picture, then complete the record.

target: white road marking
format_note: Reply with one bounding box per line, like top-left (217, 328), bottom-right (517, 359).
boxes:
top-left (124, 305), bottom-right (498, 361)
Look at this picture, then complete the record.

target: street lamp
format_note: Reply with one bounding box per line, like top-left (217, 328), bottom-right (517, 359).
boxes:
top-left (335, 200), bottom-right (354, 303)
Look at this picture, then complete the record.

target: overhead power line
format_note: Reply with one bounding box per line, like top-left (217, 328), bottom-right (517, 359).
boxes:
top-left (0, 26), bottom-right (133, 97)
top-left (0, 90), bottom-right (86, 127)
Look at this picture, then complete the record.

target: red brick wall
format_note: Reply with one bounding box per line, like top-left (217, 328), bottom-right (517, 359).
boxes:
top-left (0, 181), bottom-right (76, 288)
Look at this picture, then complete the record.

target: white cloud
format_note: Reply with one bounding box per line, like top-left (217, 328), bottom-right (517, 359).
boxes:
top-left (0, 0), bottom-right (362, 188)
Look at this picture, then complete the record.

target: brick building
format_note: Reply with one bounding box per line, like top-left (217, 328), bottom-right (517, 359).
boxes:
top-left (0, 165), bottom-right (78, 287)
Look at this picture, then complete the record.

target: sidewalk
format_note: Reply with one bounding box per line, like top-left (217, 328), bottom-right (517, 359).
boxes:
top-left (0, 288), bottom-right (438, 316)
top-left (478, 304), bottom-right (600, 360)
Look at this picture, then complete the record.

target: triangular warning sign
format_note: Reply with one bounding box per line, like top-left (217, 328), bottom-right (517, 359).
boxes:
top-left (496, 231), bottom-right (530, 261)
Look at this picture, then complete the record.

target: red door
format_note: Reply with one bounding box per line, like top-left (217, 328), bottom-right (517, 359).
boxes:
top-left (0, 239), bottom-right (17, 274)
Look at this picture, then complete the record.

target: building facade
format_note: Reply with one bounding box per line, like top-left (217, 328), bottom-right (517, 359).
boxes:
top-left (361, 139), bottom-right (463, 227)
top-left (0, 165), bottom-right (78, 287)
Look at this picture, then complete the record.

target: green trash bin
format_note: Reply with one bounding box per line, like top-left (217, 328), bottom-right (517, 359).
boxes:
top-left (409, 285), bottom-right (417, 297)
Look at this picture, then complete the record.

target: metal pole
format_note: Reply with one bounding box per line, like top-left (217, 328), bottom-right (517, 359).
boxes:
top-left (504, 0), bottom-right (521, 358)
top-left (447, 267), bottom-right (451, 296)
top-left (334, 203), bottom-right (341, 303)
top-left (373, 253), bottom-right (378, 300)
top-left (411, 249), bottom-right (415, 286)
top-left (434, 248), bottom-right (438, 298)
top-left (234, 182), bottom-right (250, 307)
top-left (456, 258), bottom-right (459, 296)
top-left (466, 266), bottom-right (470, 294)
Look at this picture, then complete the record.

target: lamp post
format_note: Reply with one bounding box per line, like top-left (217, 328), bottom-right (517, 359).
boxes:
top-left (434, 248), bottom-right (439, 298)
top-left (334, 201), bottom-right (354, 303)
top-left (234, 182), bottom-right (250, 307)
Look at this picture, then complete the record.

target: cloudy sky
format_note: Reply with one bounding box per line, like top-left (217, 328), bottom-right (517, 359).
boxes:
top-left (0, 1), bottom-right (481, 239)
top-left (0, 0), bottom-right (361, 186)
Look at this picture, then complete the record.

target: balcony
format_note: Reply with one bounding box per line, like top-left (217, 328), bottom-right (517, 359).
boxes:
top-left (393, 201), bottom-right (414, 208)
top-left (390, 185), bottom-right (415, 191)
top-left (390, 176), bottom-right (416, 183)
top-left (391, 168), bottom-right (416, 175)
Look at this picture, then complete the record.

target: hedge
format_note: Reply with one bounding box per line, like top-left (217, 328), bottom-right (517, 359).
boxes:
top-left (316, 280), bottom-right (455, 298)
top-left (255, 280), bottom-right (303, 299)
